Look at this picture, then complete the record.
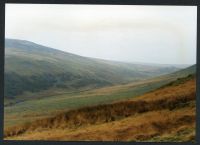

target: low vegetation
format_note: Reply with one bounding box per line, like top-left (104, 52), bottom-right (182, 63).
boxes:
top-left (3, 76), bottom-right (172, 128)
top-left (4, 76), bottom-right (196, 141)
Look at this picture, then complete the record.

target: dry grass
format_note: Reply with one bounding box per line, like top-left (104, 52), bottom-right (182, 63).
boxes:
top-left (4, 77), bottom-right (196, 141)
top-left (5, 106), bottom-right (195, 141)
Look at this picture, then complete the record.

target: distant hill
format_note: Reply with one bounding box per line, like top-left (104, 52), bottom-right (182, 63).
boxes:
top-left (5, 38), bottom-right (180, 98)
top-left (167, 64), bottom-right (196, 77)
top-left (157, 64), bottom-right (196, 81)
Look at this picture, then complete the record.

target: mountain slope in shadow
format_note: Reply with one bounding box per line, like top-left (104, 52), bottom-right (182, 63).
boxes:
top-left (5, 38), bottom-right (180, 98)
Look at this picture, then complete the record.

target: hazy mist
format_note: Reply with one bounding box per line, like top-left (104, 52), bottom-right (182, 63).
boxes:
top-left (5, 4), bottom-right (197, 65)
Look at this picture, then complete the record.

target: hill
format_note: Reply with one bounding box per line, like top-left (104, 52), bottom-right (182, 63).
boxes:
top-left (4, 74), bottom-right (196, 141)
top-left (5, 38), bottom-right (180, 98)
top-left (4, 38), bottom-right (196, 129)
top-left (159, 64), bottom-right (196, 79)
top-left (4, 38), bottom-right (196, 141)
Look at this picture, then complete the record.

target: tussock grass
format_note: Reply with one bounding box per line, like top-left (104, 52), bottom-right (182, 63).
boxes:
top-left (5, 106), bottom-right (195, 141)
top-left (4, 77), bottom-right (196, 140)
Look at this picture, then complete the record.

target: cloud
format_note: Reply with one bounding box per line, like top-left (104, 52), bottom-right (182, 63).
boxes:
top-left (5, 4), bottom-right (197, 64)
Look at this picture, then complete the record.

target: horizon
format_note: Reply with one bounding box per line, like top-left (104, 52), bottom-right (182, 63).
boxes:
top-left (5, 4), bottom-right (197, 65)
top-left (5, 37), bottom-right (195, 67)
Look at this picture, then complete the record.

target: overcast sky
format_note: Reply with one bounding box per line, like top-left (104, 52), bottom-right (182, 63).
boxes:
top-left (5, 4), bottom-right (197, 64)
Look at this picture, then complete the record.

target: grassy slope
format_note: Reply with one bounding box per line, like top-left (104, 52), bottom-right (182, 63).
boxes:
top-left (4, 64), bottom-right (196, 129)
top-left (4, 75), bottom-right (196, 141)
top-left (4, 39), bottom-right (196, 141)
top-left (4, 76), bottom-right (170, 128)
top-left (5, 38), bottom-right (179, 98)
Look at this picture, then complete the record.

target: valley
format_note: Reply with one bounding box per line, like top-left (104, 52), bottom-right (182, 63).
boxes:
top-left (4, 38), bottom-right (196, 141)
top-left (4, 38), bottom-right (181, 100)
top-left (4, 75), bottom-right (196, 141)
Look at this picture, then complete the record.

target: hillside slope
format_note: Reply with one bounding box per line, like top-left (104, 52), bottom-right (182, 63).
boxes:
top-left (4, 63), bottom-right (195, 129)
top-left (159, 64), bottom-right (196, 80)
top-left (5, 38), bottom-right (179, 98)
top-left (4, 75), bottom-right (196, 141)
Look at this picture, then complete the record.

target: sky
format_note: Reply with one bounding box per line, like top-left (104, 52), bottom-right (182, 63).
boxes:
top-left (5, 4), bottom-right (197, 65)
